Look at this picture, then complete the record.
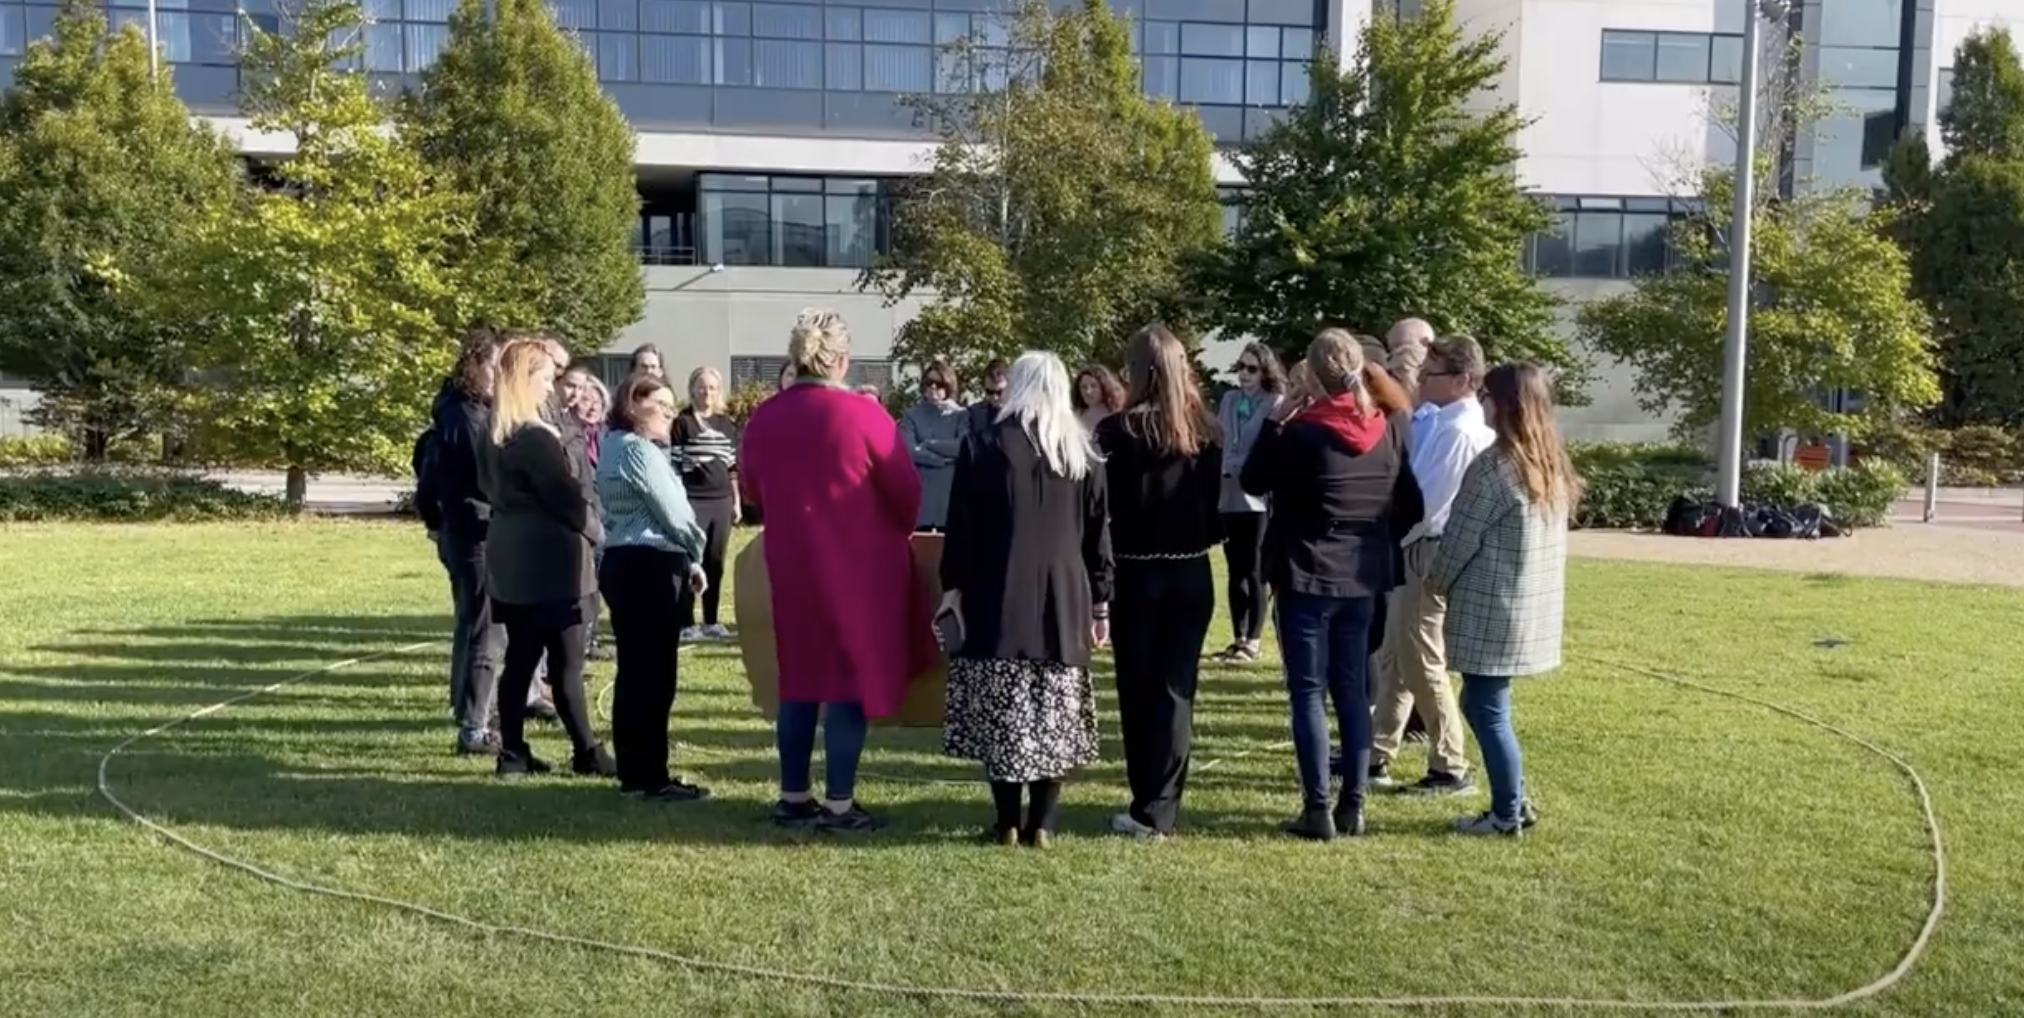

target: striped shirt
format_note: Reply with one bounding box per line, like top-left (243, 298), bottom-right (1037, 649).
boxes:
top-left (671, 411), bottom-right (739, 501)
top-left (594, 430), bottom-right (706, 560)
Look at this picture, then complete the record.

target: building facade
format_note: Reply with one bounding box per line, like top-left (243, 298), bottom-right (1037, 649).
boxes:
top-left (0, 0), bottom-right (2014, 437)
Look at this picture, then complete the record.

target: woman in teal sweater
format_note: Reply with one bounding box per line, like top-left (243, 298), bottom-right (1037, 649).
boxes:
top-left (596, 373), bottom-right (710, 803)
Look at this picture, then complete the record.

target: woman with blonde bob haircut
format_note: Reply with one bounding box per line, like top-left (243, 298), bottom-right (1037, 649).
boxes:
top-left (1427, 362), bottom-right (1579, 838)
top-left (484, 339), bottom-right (613, 779)
top-left (939, 352), bottom-right (1114, 847)
top-left (672, 364), bottom-right (741, 640)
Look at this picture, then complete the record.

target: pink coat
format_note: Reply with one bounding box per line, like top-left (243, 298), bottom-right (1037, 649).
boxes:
top-left (739, 383), bottom-right (933, 719)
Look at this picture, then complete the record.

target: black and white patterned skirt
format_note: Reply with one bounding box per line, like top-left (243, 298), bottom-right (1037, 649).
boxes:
top-left (943, 658), bottom-right (1100, 783)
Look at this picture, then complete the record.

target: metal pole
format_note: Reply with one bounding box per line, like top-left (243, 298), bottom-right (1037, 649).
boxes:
top-left (1923, 452), bottom-right (1939, 523)
top-left (1714, 3), bottom-right (1766, 509)
top-left (146, 0), bottom-right (159, 79)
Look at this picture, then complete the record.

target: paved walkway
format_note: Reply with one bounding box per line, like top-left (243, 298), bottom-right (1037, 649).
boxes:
top-left (210, 472), bottom-right (406, 514)
top-left (1572, 525), bottom-right (2024, 588)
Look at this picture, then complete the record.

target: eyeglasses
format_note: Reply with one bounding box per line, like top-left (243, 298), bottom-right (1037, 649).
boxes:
top-left (1237, 363), bottom-right (1260, 374)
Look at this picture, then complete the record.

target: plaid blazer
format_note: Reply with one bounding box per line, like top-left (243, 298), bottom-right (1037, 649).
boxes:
top-left (1426, 450), bottom-right (1568, 677)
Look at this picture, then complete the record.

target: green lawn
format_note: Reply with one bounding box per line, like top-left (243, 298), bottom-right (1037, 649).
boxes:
top-left (0, 521), bottom-right (2019, 1017)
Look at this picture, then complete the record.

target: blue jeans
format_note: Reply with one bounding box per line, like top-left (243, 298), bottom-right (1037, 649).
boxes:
top-left (776, 701), bottom-right (868, 801)
top-left (1459, 675), bottom-right (1525, 823)
top-left (1275, 592), bottom-right (1375, 811)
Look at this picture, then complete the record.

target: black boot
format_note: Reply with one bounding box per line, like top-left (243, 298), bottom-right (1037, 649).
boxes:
top-left (1333, 791), bottom-right (1366, 838)
top-left (570, 744), bottom-right (617, 778)
top-left (1282, 805), bottom-right (1336, 841)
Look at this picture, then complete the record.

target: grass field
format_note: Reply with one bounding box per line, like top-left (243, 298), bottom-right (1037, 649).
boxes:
top-left (1, 521), bottom-right (2020, 1017)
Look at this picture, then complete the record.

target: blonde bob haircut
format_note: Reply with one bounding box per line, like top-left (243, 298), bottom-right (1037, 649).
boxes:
top-left (491, 339), bottom-right (558, 444)
top-left (788, 309), bottom-right (851, 381)
top-left (688, 365), bottom-right (726, 415)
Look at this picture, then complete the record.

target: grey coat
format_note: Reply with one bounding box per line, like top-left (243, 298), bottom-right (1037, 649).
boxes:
top-left (1216, 389), bottom-right (1282, 513)
top-left (1427, 450), bottom-right (1567, 677)
top-left (900, 398), bottom-right (969, 529)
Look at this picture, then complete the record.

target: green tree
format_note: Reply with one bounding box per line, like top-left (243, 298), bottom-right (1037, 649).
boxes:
top-left (862, 0), bottom-right (1223, 380)
top-left (0, 0), bottom-right (239, 459)
top-left (1198, 0), bottom-right (1579, 391)
top-left (170, 0), bottom-right (476, 506)
top-left (405, 0), bottom-right (643, 352)
top-left (1883, 28), bottom-right (2024, 424)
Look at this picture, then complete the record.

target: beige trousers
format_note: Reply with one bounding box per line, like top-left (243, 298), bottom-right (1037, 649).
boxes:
top-left (1371, 539), bottom-right (1470, 776)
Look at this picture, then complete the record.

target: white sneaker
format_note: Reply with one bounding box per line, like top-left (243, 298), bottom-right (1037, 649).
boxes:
top-left (679, 626), bottom-right (703, 643)
top-left (1109, 812), bottom-right (1161, 840)
top-left (1453, 811), bottom-right (1523, 838)
top-left (703, 623), bottom-right (733, 641)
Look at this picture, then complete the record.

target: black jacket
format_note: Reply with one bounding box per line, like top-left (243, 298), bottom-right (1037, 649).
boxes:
top-left (484, 423), bottom-right (602, 606)
top-left (1240, 406), bottom-right (1423, 599)
top-left (419, 380), bottom-right (492, 538)
top-left (941, 421), bottom-right (1114, 668)
top-left (1095, 409), bottom-right (1225, 559)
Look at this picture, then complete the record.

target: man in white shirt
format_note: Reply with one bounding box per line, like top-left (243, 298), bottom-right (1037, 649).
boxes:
top-left (1371, 335), bottom-right (1496, 794)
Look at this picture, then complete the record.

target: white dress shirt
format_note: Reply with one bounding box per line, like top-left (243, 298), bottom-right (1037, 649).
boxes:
top-left (1405, 397), bottom-right (1496, 542)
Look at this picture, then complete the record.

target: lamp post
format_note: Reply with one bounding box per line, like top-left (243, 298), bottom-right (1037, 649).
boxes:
top-left (1713, 2), bottom-right (1775, 509)
top-left (146, 0), bottom-right (160, 79)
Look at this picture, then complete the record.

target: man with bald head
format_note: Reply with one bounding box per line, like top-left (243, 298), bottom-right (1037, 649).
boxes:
top-left (1386, 317), bottom-right (1435, 353)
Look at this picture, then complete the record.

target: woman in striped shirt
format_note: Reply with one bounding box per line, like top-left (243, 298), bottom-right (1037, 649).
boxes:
top-left (672, 366), bottom-right (742, 641)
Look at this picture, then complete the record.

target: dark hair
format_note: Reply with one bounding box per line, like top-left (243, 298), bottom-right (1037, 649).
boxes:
top-left (1232, 342), bottom-right (1287, 395)
top-left (1427, 334), bottom-right (1487, 382)
top-left (1122, 323), bottom-right (1217, 456)
top-left (606, 372), bottom-right (674, 433)
top-left (922, 360), bottom-right (960, 397)
top-left (1483, 363), bottom-right (1582, 515)
top-left (983, 359), bottom-right (1010, 386)
top-left (453, 326), bottom-right (502, 399)
top-left (631, 343), bottom-right (662, 365)
top-left (1072, 364), bottom-right (1127, 412)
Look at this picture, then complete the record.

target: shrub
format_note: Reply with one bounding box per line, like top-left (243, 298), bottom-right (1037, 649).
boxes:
top-left (1571, 442), bottom-right (1709, 530)
top-left (0, 435), bottom-right (74, 468)
top-left (1859, 419), bottom-right (2023, 487)
top-left (1810, 460), bottom-right (1909, 529)
top-left (0, 471), bottom-right (289, 523)
top-left (1739, 461), bottom-right (1814, 509)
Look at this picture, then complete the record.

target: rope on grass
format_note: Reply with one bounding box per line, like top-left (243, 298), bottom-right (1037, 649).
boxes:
top-left (98, 645), bottom-right (1945, 1011)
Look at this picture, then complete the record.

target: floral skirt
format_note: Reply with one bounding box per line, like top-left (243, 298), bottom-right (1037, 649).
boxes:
top-left (943, 657), bottom-right (1100, 783)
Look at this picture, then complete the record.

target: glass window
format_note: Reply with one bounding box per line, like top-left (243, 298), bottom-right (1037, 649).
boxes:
top-left (1244, 0), bottom-right (1310, 26)
top-left (864, 8), bottom-right (930, 44)
top-left (752, 3), bottom-right (819, 38)
top-left (826, 41), bottom-right (862, 89)
top-left (773, 191), bottom-right (825, 266)
top-left (863, 43), bottom-right (930, 90)
top-left (1142, 55), bottom-right (1179, 99)
top-left (407, 22), bottom-right (448, 70)
top-left (824, 6), bottom-right (858, 40)
top-left (1623, 212), bottom-right (1669, 276)
top-left (1144, 0), bottom-right (1244, 23)
top-left (935, 12), bottom-right (969, 43)
top-left (1527, 214), bottom-right (1573, 277)
top-left (935, 48), bottom-right (970, 92)
top-left (1244, 59), bottom-right (1276, 105)
top-left (1653, 32), bottom-right (1708, 82)
top-left (1178, 57), bottom-right (1242, 104)
top-left (1280, 60), bottom-right (1308, 105)
top-left (1181, 23), bottom-right (1242, 57)
top-left (1600, 30), bottom-right (1655, 81)
top-left (599, 32), bottom-right (637, 80)
top-left (365, 22), bottom-right (403, 71)
top-left (1245, 25), bottom-right (1276, 58)
top-left (642, 34), bottom-right (710, 82)
top-left (1814, 88), bottom-right (1897, 188)
top-left (552, 0), bottom-right (597, 31)
top-left (715, 36), bottom-right (751, 83)
top-left (713, 1), bottom-right (749, 35)
top-left (1572, 210), bottom-right (1621, 277)
top-left (0, 7), bottom-right (23, 57)
top-left (706, 191), bottom-right (771, 265)
top-left (1938, 67), bottom-right (1955, 115)
top-left (642, 0), bottom-right (707, 33)
top-left (826, 189), bottom-right (880, 267)
top-left (1709, 34), bottom-right (1742, 84)
top-left (1280, 26), bottom-right (1311, 59)
top-left (153, 11), bottom-right (192, 62)
top-left (1192, 102), bottom-right (1243, 141)
top-left (1820, 47), bottom-right (1900, 89)
top-left (187, 11), bottom-right (237, 63)
top-left (753, 38), bottom-right (819, 86)
top-left (979, 17), bottom-right (1008, 48)
top-left (362, 0), bottom-right (398, 21)
top-left (1143, 20), bottom-right (1179, 54)
top-left (1820, 0), bottom-right (1902, 50)
top-left (598, 0), bottom-right (637, 29)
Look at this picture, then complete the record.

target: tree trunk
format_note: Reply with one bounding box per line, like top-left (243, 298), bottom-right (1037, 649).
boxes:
top-left (82, 427), bottom-right (109, 463)
top-left (285, 465), bottom-right (308, 511)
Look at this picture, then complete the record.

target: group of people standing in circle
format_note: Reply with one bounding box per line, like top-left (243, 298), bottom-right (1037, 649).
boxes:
top-left (414, 307), bottom-right (1579, 845)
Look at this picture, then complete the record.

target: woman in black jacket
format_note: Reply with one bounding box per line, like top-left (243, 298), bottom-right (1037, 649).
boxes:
top-left (1241, 328), bottom-right (1424, 840)
top-left (939, 352), bottom-right (1114, 848)
top-left (484, 338), bottom-right (614, 779)
top-left (419, 328), bottom-right (505, 757)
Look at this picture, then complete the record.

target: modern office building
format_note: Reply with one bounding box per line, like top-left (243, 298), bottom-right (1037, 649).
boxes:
top-left (0, 0), bottom-right (2015, 437)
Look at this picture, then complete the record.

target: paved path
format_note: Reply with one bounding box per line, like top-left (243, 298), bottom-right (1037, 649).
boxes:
top-left (1571, 525), bottom-right (2024, 588)
top-left (209, 472), bottom-right (406, 514)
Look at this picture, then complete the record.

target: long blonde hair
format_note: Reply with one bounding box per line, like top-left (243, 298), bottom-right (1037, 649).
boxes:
top-left (490, 339), bottom-right (556, 444)
top-left (1483, 363), bottom-right (1582, 516)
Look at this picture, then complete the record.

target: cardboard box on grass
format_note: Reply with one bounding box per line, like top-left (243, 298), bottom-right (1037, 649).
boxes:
top-left (733, 531), bottom-right (949, 728)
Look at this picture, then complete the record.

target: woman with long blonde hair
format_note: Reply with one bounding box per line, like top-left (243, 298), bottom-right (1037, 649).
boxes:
top-left (672, 364), bottom-right (741, 640)
top-left (1093, 324), bottom-right (1224, 839)
top-left (1427, 363), bottom-right (1580, 837)
top-left (484, 339), bottom-right (613, 779)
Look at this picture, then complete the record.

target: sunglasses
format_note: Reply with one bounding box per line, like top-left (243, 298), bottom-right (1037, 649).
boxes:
top-left (1237, 363), bottom-right (1260, 374)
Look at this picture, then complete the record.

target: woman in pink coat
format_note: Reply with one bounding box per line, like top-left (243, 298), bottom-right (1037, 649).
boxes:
top-left (740, 309), bottom-right (931, 835)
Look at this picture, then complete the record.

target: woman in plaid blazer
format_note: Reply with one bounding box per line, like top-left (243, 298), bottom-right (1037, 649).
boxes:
top-left (1427, 363), bottom-right (1581, 838)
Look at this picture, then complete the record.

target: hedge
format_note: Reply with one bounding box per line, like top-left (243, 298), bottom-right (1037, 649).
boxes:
top-left (1571, 443), bottom-right (1906, 531)
top-left (0, 471), bottom-right (289, 523)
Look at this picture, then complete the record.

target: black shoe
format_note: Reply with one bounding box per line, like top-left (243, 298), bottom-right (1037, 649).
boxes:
top-left (456, 729), bottom-right (500, 756)
top-left (633, 779), bottom-right (709, 803)
top-left (1281, 806), bottom-right (1336, 841)
top-left (570, 745), bottom-right (618, 778)
top-left (528, 699), bottom-right (560, 724)
top-left (1406, 770), bottom-right (1476, 797)
top-left (771, 799), bottom-right (823, 827)
top-left (1520, 799), bottom-right (1540, 829)
top-left (815, 803), bottom-right (885, 834)
top-left (496, 750), bottom-right (552, 779)
top-left (1333, 795), bottom-right (1366, 838)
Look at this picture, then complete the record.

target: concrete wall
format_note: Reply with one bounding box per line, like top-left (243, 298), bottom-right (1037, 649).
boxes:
top-left (604, 265), bottom-right (926, 382)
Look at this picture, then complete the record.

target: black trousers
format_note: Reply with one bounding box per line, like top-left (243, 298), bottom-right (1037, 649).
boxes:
top-left (495, 597), bottom-right (597, 759)
top-left (1221, 512), bottom-right (1268, 643)
top-left (1111, 556), bottom-right (1215, 833)
top-left (600, 546), bottom-right (692, 791)
top-left (684, 497), bottom-right (735, 627)
top-left (438, 531), bottom-right (500, 731)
